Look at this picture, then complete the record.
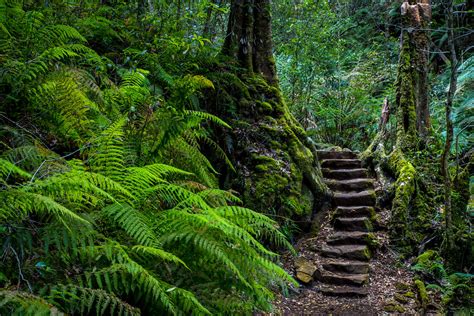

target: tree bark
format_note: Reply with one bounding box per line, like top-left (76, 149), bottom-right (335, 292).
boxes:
top-left (398, 0), bottom-right (432, 145)
top-left (379, 97), bottom-right (390, 134)
top-left (222, 0), bottom-right (277, 84)
top-left (441, 0), bottom-right (457, 258)
top-left (412, 0), bottom-right (431, 139)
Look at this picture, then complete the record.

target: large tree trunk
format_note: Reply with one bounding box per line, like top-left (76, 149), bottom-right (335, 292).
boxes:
top-left (222, 0), bottom-right (277, 84)
top-left (398, 0), bottom-right (432, 146)
top-left (205, 0), bottom-right (327, 226)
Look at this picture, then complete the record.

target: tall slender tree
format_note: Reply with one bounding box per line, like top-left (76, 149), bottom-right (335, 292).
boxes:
top-left (396, 0), bottom-right (432, 148)
top-left (441, 0), bottom-right (457, 259)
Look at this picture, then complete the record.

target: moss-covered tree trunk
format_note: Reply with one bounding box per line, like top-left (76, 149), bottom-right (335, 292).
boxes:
top-left (363, 1), bottom-right (433, 252)
top-left (222, 0), bottom-right (277, 85)
top-left (398, 0), bottom-right (432, 144)
top-left (206, 0), bottom-right (327, 225)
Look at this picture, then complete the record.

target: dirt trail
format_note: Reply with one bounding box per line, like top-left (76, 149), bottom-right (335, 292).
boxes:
top-left (271, 150), bottom-right (419, 315)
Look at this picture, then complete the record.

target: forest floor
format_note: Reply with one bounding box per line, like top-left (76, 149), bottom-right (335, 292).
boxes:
top-left (270, 207), bottom-right (420, 315)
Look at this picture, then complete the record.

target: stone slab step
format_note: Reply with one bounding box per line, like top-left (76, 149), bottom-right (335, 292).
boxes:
top-left (320, 245), bottom-right (371, 261)
top-left (319, 285), bottom-right (369, 297)
top-left (334, 217), bottom-right (373, 232)
top-left (322, 168), bottom-right (368, 180)
top-left (322, 259), bottom-right (370, 274)
top-left (325, 178), bottom-right (374, 192)
top-left (327, 231), bottom-right (370, 245)
top-left (334, 206), bottom-right (375, 218)
top-left (321, 159), bottom-right (361, 169)
top-left (317, 151), bottom-right (358, 160)
top-left (315, 269), bottom-right (368, 286)
top-left (333, 190), bottom-right (376, 207)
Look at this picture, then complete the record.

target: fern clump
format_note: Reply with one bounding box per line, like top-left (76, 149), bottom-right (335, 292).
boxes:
top-left (0, 2), bottom-right (297, 314)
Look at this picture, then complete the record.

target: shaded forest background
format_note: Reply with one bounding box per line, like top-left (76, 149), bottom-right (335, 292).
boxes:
top-left (0, 0), bottom-right (472, 314)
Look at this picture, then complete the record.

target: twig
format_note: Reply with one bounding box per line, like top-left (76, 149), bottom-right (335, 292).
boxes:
top-left (29, 144), bottom-right (90, 183)
top-left (10, 246), bottom-right (32, 293)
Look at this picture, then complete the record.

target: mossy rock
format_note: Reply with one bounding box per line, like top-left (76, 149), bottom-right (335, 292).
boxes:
top-left (384, 300), bottom-right (406, 313)
top-left (395, 282), bottom-right (411, 292)
top-left (394, 293), bottom-right (409, 304)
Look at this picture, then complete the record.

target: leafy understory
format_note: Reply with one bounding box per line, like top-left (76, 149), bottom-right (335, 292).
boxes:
top-left (0, 2), bottom-right (295, 314)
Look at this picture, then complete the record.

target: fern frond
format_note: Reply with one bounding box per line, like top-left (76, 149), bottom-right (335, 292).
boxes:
top-left (102, 203), bottom-right (160, 248)
top-left (0, 158), bottom-right (31, 181)
top-left (0, 190), bottom-right (90, 227)
top-left (2, 144), bottom-right (60, 173)
top-left (161, 228), bottom-right (252, 290)
top-left (213, 206), bottom-right (294, 251)
top-left (132, 245), bottom-right (188, 269)
top-left (47, 285), bottom-right (140, 316)
top-left (39, 24), bottom-right (86, 44)
top-left (120, 69), bottom-right (149, 88)
top-left (0, 290), bottom-right (56, 316)
top-left (184, 110), bottom-right (231, 129)
top-left (24, 171), bottom-right (117, 207)
top-left (87, 118), bottom-right (126, 179)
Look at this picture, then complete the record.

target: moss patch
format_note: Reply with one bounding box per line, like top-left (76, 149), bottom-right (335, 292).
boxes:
top-left (384, 300), bottom-right (406, 313)
top-left (201, 66), bottom-right (328, 224)
top-left (415, 279), bottom-right (428, 310)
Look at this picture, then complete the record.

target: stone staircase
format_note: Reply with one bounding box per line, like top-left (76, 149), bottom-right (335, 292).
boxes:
top-left (315, 150), bottom-right (376, 297)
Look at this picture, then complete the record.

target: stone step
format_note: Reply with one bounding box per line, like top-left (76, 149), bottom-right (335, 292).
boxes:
top-left (318, 284), bottom-right (369, 297)
top-left (334, 217), bottom-right (373, 232)
top-left (334, 206), bottom-right (375, 218)
top-left (322, 168), bottom-right (368, 180)
top-left (317, 151), bottom-right (358, 160)
top-left (322, 259), bottom-right (370, 274)
top-left (327, 231), bottom-right (370, 245)
top-left (333, 190), bottom-right (376, 207)
top-left (315, 269), bottom-right (368, 286)
top-left (321, 159), bottom-right (361, 169)
top-left (325, 178), bottom-right (374, 192)
top-left (320, 245), bottom-right (371, 261)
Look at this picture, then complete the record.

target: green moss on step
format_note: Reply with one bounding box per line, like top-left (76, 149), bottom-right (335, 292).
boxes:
top-left (395, 282), bottom-right (411, 292)
top-left (415, 279), bottom-right (428, 309)
top-left (365, 233), bottom-right (379, 248)
top-left (384, 300), bottom-right (406, 313)
top-left (394, 293), bottom-right (409, 304)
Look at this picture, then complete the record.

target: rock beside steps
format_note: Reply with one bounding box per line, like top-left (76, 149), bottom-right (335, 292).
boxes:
top-left (296, 150), bottom-right (377, 297)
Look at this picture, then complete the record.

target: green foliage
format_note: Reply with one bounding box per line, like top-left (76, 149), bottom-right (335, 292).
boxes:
top-left (412, 251), bottom-right (473, 308)
top-left (431, 56), bottom-right (474, 153)
top-left (0, 1), bottom-right (295, 315)
top-left (273, 0), bottom-right (398, 150)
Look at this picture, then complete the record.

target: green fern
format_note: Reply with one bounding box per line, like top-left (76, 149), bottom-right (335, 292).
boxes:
top-left (0, 290), bottom-right (57, 316)
top-left (1, 3), bottom-right (296, 315)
